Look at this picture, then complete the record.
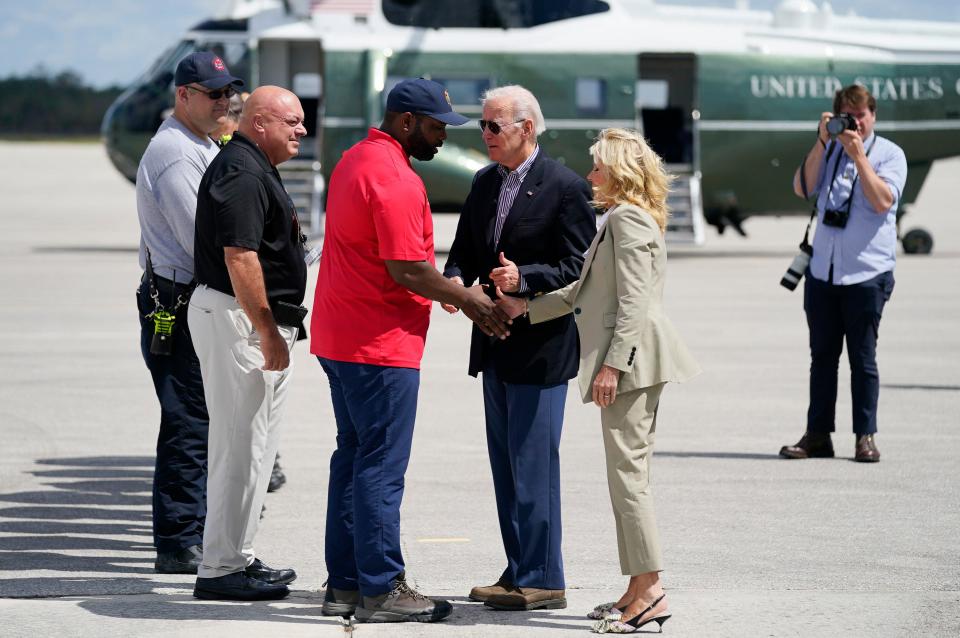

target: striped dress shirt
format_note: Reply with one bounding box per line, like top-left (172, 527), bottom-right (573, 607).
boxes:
top-left (494, 146), bottom-right (539, 294)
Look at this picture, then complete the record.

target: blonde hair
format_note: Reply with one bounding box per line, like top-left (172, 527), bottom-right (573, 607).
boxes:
top-left (589, 128), bottom-right (672, 233)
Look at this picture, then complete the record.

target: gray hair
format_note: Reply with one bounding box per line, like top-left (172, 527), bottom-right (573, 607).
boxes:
top-left (482, 85), bottom-right (546, 136)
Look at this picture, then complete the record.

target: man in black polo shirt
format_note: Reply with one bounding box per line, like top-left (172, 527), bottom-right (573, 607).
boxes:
top-left (188, 86), bottom-right (308, 601)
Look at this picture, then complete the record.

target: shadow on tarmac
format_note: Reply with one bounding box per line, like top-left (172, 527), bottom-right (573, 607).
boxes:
top-left (0, 455), bottom-right (157, 597)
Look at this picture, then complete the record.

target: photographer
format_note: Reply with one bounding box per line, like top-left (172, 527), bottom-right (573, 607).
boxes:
top-left (781, 85), bottom-right (906, 463)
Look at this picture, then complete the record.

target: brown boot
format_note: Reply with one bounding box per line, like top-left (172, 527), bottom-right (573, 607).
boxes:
top-left (468, 577), bottom-right (513, 603)
top-left (485, 587), bottom-right (566, 611)
top-left (854, 434), bottom-right (880, 462)
top-left (779, 432), bottom-right (834, 459)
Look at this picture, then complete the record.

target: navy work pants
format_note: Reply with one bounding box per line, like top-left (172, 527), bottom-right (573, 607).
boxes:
top-left (320, 357), bottom-right (419, 596)
top-left (482, 364), bottom-right (566, 590)
top-left (137, 276), bottom-right (208, 553)
top-left (804, 270), bottom-right (895, 435)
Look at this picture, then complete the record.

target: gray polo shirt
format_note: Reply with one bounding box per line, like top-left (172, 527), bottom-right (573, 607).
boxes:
top-left (136, 115), bottom-right (219, 281)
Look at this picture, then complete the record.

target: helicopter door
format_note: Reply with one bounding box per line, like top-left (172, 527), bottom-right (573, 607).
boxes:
top-left (257, 39), bottom-right (325, 230)
top-left (636, 53), bottom-right (703, 244)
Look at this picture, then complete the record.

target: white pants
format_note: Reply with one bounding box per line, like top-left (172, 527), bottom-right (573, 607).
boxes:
top-left (188, 285), bottom-right (298, 578)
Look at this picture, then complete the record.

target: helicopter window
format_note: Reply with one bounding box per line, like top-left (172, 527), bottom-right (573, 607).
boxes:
top-left (429, 77), bottom-right (491, 113)
top-left (576, 78), bottom-right (606, 115)
top-left (383, 76), bottom-right (491, 114)
top-left (382, 0), bottom-right (610, 29)
top-left (194, 41), bottom-right (251, 85)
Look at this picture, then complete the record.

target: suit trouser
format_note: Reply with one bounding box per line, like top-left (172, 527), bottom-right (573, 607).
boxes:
top-left (601, 383), bottom-right (665, 575)
top-left (482, 365), bottom-right (566, 590)
top-left (319, 357), bottom-right (419, 596)
top-left (804, 270), bottom-right (895, 435)
top-left (137, 276), bottom-right (208, 553)
top-left (188, 285), bottom-right (297, 578)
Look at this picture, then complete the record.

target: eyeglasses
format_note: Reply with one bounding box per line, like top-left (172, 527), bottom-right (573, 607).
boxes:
top-left (479, 119), bottom-right (525, 135)
top-left (187, 85), bottom-right (236, 100)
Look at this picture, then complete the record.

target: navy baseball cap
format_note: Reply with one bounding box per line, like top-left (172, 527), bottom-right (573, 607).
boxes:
top-left (175, 51), bottom-right (244, 90)
top-left (386, 78), bottom-right (469, 126)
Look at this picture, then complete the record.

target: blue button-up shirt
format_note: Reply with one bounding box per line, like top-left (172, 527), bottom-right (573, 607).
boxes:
top-left (810, 133), bottom-right (907, 285)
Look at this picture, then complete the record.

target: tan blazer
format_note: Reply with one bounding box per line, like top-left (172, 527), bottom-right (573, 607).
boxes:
top-left (528, 204), bottom-right (700, 404)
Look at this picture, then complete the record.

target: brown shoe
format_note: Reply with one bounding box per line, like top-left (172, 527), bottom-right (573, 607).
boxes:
top-left (779, 431), bottom-right (834, 459)
top-left (485, 587), bottom-right (566, 611)
top-left (854, 434), bottom-right (880, 463)
top-left (468, 577), bottom-right (513, 603)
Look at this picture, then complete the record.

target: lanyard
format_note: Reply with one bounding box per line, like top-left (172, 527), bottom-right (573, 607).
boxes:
top-left (823, 136), bottom-right (877, 216)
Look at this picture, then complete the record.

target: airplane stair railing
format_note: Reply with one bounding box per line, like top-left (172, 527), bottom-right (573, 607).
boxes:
top-left (278, 159), bottom-right (325, 234)
top-left (665, 166), bottom-right (705, 245)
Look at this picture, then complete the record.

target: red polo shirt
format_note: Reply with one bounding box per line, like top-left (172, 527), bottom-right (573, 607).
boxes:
top-left (310, 128), bottom-right (435, 369)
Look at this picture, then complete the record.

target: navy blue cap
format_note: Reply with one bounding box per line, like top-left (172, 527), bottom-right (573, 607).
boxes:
top-left (386, 78), bottom-right (469, 126)
top-left (175, 51), bottom-right (244, 89)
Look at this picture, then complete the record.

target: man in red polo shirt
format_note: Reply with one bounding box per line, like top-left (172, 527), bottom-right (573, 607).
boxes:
top-left (311, 78), bottom-right (509, 624)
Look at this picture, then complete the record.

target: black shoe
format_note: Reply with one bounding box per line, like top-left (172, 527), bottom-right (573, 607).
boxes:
top-left (245, 558), bottom-right (297, 585)
top-left (194, 572), bottom-right (290, 601)
top-left (268, 455), bottom-right (286, 492)
top-left (779, 431), bottom-right (835, 459)
top-left (155, 544), bottom-right (202, 574)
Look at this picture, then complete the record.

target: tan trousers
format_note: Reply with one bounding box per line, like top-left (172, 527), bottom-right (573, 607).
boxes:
top-left (188, 285), bottom-right (297, 578)
top-left (600, 382), bottom-right (666, 575)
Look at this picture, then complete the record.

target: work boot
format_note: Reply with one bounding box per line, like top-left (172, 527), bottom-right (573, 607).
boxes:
top-left (854, 434), bottom-right (880, 463)
top-left (322, 584), bottom-right (361, 617)
top-left (485, 587), bottom-right (567, 611)
top-left (355, 572), bottom-right (453, 623)
top-left (469, 576), bottom-right (513, 602)
top-left (779, 431), bottom-right (834, 459)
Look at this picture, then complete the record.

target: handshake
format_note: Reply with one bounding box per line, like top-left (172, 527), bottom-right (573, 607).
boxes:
top-left (442, 252), bottom-right (530, 339)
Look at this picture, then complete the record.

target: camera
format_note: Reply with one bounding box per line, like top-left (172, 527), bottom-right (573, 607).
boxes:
top-left (780, 244), bottom-right (813, 291)
top-left (822, 208), bottom-right (849, 228)
top-left (825, 113), bottom-right (857, 139)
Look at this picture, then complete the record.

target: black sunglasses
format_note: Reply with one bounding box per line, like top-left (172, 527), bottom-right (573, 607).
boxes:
top-left (187, 85), bottom-right (236, 100)
top-left (479, 119), bottom-right (525, 135)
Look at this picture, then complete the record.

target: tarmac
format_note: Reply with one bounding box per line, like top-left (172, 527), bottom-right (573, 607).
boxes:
top-left (0, 141), bottom-right (958, 637)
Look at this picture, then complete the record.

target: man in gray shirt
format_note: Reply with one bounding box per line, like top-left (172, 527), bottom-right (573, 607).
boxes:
top-left (135, 51), bottom-right (243, 574)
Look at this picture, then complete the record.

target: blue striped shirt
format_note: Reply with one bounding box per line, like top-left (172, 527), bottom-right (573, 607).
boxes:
top-left (494, 146), bottom-right (539, 294)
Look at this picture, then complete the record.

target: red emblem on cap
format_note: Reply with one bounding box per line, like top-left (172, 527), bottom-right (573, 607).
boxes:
top-left (213, 57), bottom-right (226, 71)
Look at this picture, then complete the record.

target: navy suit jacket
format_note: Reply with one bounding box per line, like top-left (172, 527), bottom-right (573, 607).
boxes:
top-left (444, 150), bottom-right (597, 385)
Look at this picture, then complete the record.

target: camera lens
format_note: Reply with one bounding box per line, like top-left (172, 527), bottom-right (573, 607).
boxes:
top-left (826, 117), bottom-right (845, 138)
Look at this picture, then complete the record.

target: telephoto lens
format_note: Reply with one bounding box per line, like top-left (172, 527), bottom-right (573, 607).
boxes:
top-left (780, 247), bottom-right (812, 291)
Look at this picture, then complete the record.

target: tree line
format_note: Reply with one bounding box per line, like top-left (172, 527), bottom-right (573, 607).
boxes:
top-left (0, 70), bottom-right (123, 137)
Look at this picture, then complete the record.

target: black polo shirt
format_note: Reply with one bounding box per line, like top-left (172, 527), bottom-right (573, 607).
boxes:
top-left (194, 132), bottom-right (307, 306)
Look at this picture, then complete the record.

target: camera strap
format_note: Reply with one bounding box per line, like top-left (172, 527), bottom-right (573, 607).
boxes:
top-left (798, 138), bottom-right (838, 251)
top-left (824, 135), bottom-right (877, 217)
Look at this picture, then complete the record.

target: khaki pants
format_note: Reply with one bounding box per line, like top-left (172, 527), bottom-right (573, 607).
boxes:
top-left (600, 383), bottom-right (665, 575)
top-left (188, 285), bottom-right (297, 578)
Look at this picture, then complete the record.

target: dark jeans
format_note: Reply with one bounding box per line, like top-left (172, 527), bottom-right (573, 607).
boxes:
top-left (319, 357), bottom-right (419, 596)
top-left (804, 270), bottom-right (895, 435)
top-left (137, 276), bottom-right (208, 553)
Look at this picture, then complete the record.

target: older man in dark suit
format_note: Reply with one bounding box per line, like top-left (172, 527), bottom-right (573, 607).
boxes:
top-left (443, 84), bottom-right (596, 611)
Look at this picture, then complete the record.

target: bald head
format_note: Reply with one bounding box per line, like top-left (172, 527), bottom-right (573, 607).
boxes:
top-left (239, 86), bottom-right (307, 166)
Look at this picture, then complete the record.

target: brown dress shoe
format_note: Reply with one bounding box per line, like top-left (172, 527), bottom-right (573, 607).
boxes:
top-left (854, 434), bottom-right (880, 462)
top-left (485, 587), bottom-right (566, 611)
top-left (469, 577), bottom-right (513, 602)
top-left (779, 432), bottom-right (834, 459)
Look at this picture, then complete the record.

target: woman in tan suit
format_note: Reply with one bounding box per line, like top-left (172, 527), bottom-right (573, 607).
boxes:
top-left (497, 128), bottom-right (699, 633)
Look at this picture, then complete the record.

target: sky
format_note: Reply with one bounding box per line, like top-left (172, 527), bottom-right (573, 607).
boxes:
top-left (1, 0), bottom-right (958, 88)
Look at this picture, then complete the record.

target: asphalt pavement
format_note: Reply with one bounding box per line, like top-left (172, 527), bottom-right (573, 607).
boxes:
top-left (0, 141), bottom-right (958, 637)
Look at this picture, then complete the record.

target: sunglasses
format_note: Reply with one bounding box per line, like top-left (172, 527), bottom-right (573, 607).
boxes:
top-left (187, 85), bottom-right (236, 100)
top-left (479, 119), bottom-right (525, 135)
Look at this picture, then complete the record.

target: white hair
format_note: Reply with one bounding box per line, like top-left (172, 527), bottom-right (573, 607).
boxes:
top-left (482, 85), bottom-right (546, 136)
